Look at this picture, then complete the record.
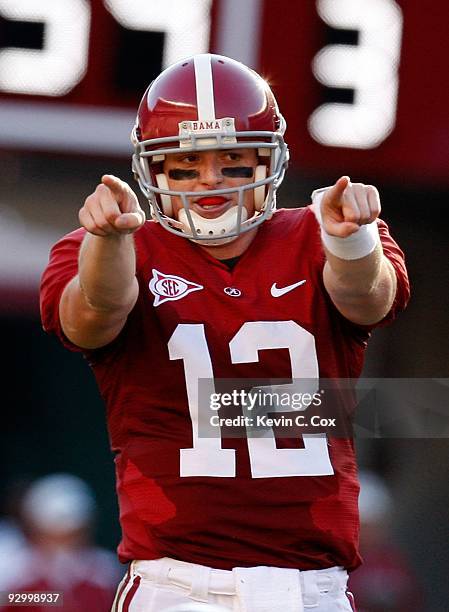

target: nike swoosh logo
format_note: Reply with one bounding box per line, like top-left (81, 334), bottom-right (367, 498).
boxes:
top-left (271, 279), bottom-right (307, 297)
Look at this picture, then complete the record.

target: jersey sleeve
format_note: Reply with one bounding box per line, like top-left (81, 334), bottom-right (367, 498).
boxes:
top-left (375, 218), bottom-right (410, 326)
top-left (314, 215), bottom-right (410, 344)
top-left (40, 228), bottom-right (86, 352)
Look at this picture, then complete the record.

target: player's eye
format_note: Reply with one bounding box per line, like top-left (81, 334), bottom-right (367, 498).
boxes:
top-left (180, 154), bottom-right (199, 163)
top-left (225, 152), bottom-right (241, 161)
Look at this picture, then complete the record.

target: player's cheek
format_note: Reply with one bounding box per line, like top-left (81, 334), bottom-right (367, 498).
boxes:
top-left (170, 195), bottom-right (183, 218)
top-left (172, 193), bottom-right (197, 219)
top-left (165, 179), bottom-right (194, 216)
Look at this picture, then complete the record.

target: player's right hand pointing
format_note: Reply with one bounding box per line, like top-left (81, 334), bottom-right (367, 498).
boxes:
top-left (79, 174), bottom-right (146, 236)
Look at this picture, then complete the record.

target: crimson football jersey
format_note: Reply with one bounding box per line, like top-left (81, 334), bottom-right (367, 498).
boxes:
top-left (40, 207), bottom-right (409, 571)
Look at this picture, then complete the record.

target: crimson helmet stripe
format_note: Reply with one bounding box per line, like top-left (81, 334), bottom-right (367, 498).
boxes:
top-left (193, 54), bottom-right (216, 121)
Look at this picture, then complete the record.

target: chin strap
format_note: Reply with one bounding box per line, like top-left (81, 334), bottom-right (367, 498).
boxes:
top-left (177, 206), bottom-right (248, 244)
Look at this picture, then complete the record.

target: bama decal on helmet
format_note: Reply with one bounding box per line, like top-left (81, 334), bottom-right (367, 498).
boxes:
top-left (179, 117), bottom-right (236, 148)
top-left (149, 269), bottom-right (204, 306)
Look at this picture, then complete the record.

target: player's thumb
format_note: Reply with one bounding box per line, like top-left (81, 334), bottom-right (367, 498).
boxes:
top-left (114, 209), bottom-right (146, 232)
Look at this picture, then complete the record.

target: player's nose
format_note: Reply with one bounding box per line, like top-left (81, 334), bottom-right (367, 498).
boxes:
top-left (198, 158), bottom-right (224, 188)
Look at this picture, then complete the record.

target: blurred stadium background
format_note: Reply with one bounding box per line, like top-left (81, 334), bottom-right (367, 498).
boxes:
top-left (0, 1), bottom-right (447, 609)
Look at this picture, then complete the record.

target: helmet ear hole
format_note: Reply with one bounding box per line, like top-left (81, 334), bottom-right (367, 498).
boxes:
top-left (155, 173), bottom-right (173, 216)
top-left (254, 165), bottom-right (267, 211)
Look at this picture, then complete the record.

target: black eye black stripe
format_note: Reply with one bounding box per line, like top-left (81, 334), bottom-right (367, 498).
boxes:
top-left (222, 167), bottom-right (254, 178)
top-left (169, 169), bottom-right (199, 180)
top-left (168, 167), bottom-right (255, 181)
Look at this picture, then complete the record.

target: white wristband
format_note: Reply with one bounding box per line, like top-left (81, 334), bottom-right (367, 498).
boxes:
top-left (311, 187), bottom-right (380, 261)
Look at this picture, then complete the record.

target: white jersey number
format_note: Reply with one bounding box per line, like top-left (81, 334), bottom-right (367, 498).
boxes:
top-left (168, 321), bottom-right (334, 478)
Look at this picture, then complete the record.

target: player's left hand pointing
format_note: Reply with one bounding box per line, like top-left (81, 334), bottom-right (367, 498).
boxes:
top-left (320, 176), bottom-right (381, 238)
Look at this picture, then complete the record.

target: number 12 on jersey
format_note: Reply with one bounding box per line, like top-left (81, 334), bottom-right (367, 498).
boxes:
top-left (168, 321), bottom-right (334, 478)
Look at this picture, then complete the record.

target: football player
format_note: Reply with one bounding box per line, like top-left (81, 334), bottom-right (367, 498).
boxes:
top-left (40, 54), bottom-right (409, 611)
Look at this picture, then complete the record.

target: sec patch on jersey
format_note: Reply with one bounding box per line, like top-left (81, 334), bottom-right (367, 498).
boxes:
top-left (149, 269), bottom-right (204, 306)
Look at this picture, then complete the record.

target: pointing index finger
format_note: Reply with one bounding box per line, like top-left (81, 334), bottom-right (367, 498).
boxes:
top-left (325, 176), bottom-right (351, 207)
top-left (101, 174), bottom-right (128, 205)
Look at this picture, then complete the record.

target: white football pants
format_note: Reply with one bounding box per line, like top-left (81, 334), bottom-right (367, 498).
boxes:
top-left (112, 557), bottom-right (356, 612)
